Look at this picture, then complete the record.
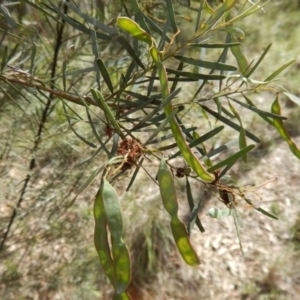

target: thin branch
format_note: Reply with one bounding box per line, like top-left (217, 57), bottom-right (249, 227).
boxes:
top-left (0, 75), bottom-right (97, 107)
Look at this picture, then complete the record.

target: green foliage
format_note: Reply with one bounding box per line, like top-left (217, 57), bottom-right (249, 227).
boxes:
top-left (1, 0), bottom-right (300, 298)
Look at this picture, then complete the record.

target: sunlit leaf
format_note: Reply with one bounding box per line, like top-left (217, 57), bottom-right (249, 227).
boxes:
top-left (116, 36), bottom-right (145, 70)
top-left (265, 59), bottom-right (295, 81)
top-left (271, 96), bottom-right (300, 159)
top-left (166, 68), bottom-right (226, 80)
top-left (97, 58), bottom-right (114, 94)
top-left (189, 42), bottom-right (241, 48)
top-left (174, 55), bottom-right (237, 71)
top-left (208, 144), bottom-right (255, 173)
top-left (231, 97), bottom-right (286, 120)
top-left (187, 178), bottom-right (205, 234)
top-left (228, 100), bottom-right (247, 162)
top-left (200, 105), bottom-right (260, 143)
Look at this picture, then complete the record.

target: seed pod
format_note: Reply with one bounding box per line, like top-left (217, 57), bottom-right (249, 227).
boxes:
top-left (93, 188), bottom-right (115, 285)
top-left (158, 158), bottom-right (200, 266)
top-left (102, 179), bottom-right (132, 295)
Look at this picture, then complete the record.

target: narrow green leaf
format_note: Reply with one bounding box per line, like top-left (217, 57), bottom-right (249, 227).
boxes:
top-left (200, 138), bottom-right (239, 161)
top-left (50, 3), bottom-right (111, 41)
top-left (74, 146), bottom-right (103, 168)
top-left (230, 37), bottom-right (248, 74)
top-left (147, 67), bottom-right (157, 96)
top-left (124, 90), bottom-right (161, 104)
top-left (63, 1), bottom-right (117, 34)
top-left (72, 88), bottom-right (112, 157)
top-left (231, 97), bottom-right (287, 120)
top-left (228, 100), bottom-right (247, 162)
top-left (143, 13), bottom-right (171, 43)
top-left (174, 56), bottom-right (237, 71)
top-left (124, 62), bottom-right (137, 88)
top-left (120, 97), bottom-right (156, 118)
top-left (166, 68), bottom-right (226, 80)
top-left (255, 207), bottom-right (278, 220)
top-left (219, 159), bottom-right (236, 178)
top-left (170, 61), bottom-right (184, 93)
top-left (207, 144), bottom-right (255, 173)
top-left (132, 105), bottom-right (184, 127)
top-left (169, 126), bottom-right (224, 159)
top-left (195, 0), bottom-right (204, 33)
top-left (0, 29), bottom-right (7, 50)
top-left (0, 4), bottom-right (18, 28)
top-left (203, 0), bottom-right (237, 28)
top-left (200, 105), bottom-right (260, 143)
top-left (91, 29), bottom-right (100, 87)
top-left (271, 97), bottom-right (300, 159)
top-left (1, 45), bottom-right (8, 73)
top-left (62, 59), bottom-right (67, 92)
top-left (145, 76), bottom-right (198, 82)
top-left (145, 108), bottom-right (178, 145)
top-left (187, 178), bottom-right (205, 234)
top-left (242, 94), bottom-right (274, 126)
top-left (232, 207), bottom-right (244, 254)
top-left (193, 131), bottom-right (212, 167)
top-left (116, 36), bottom-right (145, 70)
top-left (85, 106), bottom-right (111, 157)
top-left (29, 42), bottom-right (37, 75)
top-left (242, 197), bottom-right (278, 220)
top-left (222, 0), bottom-right (268, 25)
top-left (265, 59), bottom-right (295, 81)
top-left (62, 102), bottom-right (97, 148)
top-left (91, 89), bottom-right (125, 138)
top-left (130, 0), bottom-right (150, 33)
top-left (245, 43), bottom-right (272, 79)
top-left (132, 88), bottom-right (181, 130)
top-left (126, 158), bottom-right (144, 191)
top-left (190, 42), bottom-right (241, 48)
top-left (158, 143), bottom-right (177, 151)
top-left (148, 126), bottom-right (197, 145)
top-left (97, 58), bottom-right (114, 94)
top-left (166, 0), bottom-right (178, 35)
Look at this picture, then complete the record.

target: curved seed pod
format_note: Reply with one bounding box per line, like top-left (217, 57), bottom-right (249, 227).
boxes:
top-left (170, 216), bottom-right (200, 266)
top-left (93, 188), bottom-right (115, 286)
top-left (158, 158), bottom-right (200, 266)
top-left (112, 242), bottom-right (131, 294)
top-left (102, 179), bottom-right (132, 295)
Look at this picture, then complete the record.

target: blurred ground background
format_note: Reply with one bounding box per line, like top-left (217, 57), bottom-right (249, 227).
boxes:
top-left (1, 1), bottom-right (300, 299)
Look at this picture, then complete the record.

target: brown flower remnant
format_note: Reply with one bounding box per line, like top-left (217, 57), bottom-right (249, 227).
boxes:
top-left (175, 167), bottom-right (185, 178)
top-left (117, 138), bottom-right (143, 167)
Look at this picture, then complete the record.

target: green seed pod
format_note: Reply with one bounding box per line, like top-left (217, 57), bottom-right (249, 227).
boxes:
top-left (93, 188), bottom-right (115, 285)
top-left (101, 179), bottom-right (132, 294)
top-left (171, 216), bottom-right (201, 266)
top-left (158, 158), bottom-right (200, 266)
